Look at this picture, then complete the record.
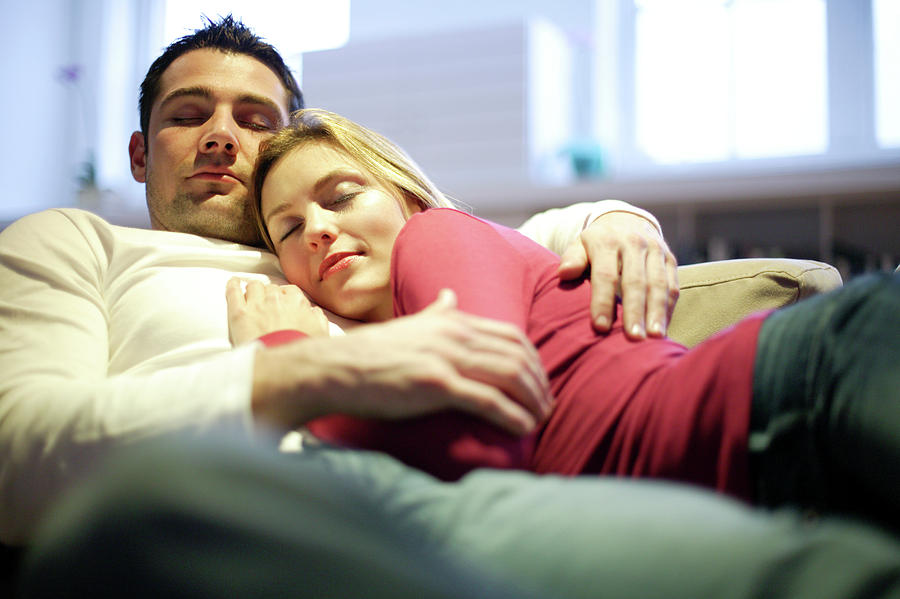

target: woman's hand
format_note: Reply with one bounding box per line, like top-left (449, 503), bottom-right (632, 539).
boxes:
top-left (226, 278), bottom-right (330, 346)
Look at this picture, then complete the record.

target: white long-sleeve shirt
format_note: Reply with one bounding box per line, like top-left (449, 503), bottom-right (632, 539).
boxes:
top-left (0, 201), bottom-right (658, 544)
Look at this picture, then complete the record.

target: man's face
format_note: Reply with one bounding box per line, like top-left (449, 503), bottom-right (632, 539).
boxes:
top-left (129, 49), bottom-right (292, 245)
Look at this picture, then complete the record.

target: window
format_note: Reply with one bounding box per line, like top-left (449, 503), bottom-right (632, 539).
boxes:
top-left (632, 0), bottom-right (826, 164)
top-left (874, 0), bottom-right (900, 148)
top-left (603, 0), bottom-right (899, 175)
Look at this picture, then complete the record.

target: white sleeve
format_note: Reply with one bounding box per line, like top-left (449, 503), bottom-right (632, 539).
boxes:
top-left (0, 211), bottom-right (257, 545)
top-left (515, 200), bottom-right (662, 255)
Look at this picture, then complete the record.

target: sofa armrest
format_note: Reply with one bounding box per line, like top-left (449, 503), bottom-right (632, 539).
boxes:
top-left (667, 258), bottom-right (843, 348)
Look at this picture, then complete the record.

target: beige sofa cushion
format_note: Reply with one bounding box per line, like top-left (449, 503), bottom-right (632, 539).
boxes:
top-left (667, 258), bottom-right (843, 348)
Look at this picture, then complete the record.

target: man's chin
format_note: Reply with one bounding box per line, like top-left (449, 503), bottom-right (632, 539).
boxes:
top-left (185, 219), bottom-right (263, 246)
top-left (153, 192), bottom-right (264, 247)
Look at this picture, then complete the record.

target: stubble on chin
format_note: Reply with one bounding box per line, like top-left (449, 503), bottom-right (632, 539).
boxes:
top-left (149, 189), bottom-right (264, 247)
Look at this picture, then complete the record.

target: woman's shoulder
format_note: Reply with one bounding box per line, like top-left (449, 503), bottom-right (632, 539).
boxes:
top-left (407, 208), bottom-right (511, 236)
top-left (409, 207), bottom-right (480, 225)
top-left (402, 208), bottom-right (556, 262)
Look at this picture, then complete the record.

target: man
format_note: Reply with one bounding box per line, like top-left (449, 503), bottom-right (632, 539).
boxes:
top-left (0, 16), bottom-right (675, 546)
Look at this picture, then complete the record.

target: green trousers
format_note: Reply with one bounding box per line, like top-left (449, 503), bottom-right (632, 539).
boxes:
top-left (18, 432), bottom-right (900, 599)
top-left (752, 273), bottom-right (900, 530)
top-left (18, 273), bottom-right (900, 598)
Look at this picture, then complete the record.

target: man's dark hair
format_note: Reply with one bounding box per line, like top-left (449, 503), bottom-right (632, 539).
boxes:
top-left (138, 14), bottom-right (304, 137)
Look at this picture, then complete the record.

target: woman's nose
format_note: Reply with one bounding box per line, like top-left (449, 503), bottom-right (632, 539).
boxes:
top-left (303, 208), bottom-right (338, 250)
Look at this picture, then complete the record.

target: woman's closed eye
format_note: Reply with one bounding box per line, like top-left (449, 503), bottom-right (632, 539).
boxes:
top-left (329, 191), bottom-right (361, 209)
top-left (275, 191), bottom-right (362, 242)
top-left (279, 219), bottom-right (305, 242)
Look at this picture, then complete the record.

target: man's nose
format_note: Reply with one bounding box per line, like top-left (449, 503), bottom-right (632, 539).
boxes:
top-left (199, 112), bottom-right (239, 156)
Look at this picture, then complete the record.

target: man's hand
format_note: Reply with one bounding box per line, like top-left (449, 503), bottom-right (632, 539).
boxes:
top-left (251, 290), bottom-right (552, 436)
top-left (226, 278), bottom-right (330, 345)
top-left (557, 211), bottom-right (678, 339)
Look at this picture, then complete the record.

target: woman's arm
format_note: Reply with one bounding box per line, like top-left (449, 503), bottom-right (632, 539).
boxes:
top-left (394, 209), bottom-right (540, 328)
top-left (305, 209), bottom-right (550, 480)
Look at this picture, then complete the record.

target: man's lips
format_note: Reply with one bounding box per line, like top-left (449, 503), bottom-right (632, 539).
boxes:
top-left (319, 251), bottom-right (362, 280)
top-left (189, 169), bottom-right (243, 184)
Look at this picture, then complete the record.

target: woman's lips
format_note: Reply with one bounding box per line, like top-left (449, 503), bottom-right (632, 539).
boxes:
top-left (319, 252), bottom-right (362, 280)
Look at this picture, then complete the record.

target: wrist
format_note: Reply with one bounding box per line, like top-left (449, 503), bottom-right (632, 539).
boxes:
top-left (250, 341), bottom-right (329, 431)
top-left (587, 201), bottom-right (662, 236)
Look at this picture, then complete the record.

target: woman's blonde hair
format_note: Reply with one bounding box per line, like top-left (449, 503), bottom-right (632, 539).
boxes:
top-left (252, 108), bottom-right (455, 252)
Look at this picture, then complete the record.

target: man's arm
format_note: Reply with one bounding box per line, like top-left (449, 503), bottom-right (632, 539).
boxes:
top-left (0, 210), bottom-right (549, 544)
top-left (517, 200), bottom-right (678, 338)
top-left (249, 289), bottom-right (549, 436)
top-left (0, 210), bottom-right (261, 544)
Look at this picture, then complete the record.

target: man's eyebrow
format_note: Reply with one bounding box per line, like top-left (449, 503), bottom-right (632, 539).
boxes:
top-left (158, 86), bottom-right (212, 110)
top-left (158, 86), bottom-right (287, 125)
top-left (264, 170), bottom-right (361, 223)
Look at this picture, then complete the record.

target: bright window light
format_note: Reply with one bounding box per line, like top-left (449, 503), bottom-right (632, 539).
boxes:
top-left (732, 0), bottom-right (826, 159)
top-left (163, 1), bottom-right (350, 59)
top-left (874, 0), bottom-right (900, 148)
top-left (634, 0), bottom-right (827, 164)
top-left (635, 1), bottom-right (731, 164)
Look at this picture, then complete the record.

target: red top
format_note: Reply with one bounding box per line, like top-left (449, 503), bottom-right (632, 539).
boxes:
top-left (304, 209), bottom-right (762, 499)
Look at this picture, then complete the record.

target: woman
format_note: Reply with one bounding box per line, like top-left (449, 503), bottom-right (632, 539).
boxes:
top-left (230, 109), bottom-right (899, 529)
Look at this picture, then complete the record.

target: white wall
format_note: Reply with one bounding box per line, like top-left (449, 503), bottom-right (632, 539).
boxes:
top-left (347, 0), bottom-right (593, 43)
top-left (345, 0), bottom-right (596, 133)
top-left (0, 0), bottom-right (73, 221)
top-left (0, 0), bottom-right (594, 225)
top-left (0, 0), bottom-right (156, 225)
top-left (302, 20), bottom-right (576, 202)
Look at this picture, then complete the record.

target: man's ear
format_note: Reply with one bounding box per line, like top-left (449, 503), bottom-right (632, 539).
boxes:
top-left (129, 131), bottom-right (147, 183)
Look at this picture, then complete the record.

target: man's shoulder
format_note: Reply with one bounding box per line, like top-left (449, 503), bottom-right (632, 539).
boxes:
top-left (3, 209), bottom-right (241, 248)
top-left (3, 208), bottom-right (128, 236)
top-left (1, 209), bottom-right (204, 256)
top-left (1, 208), bottom-right (106, 243)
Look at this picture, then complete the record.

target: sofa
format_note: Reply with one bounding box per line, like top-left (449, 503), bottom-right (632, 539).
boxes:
top-left (0, 256), bottom-right (843, 597)
top-left (667, 257), bottom-right (841, 347)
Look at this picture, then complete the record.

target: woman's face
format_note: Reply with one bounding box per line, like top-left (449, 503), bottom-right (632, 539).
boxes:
top-left (260, 142), bottom-right (420, 322)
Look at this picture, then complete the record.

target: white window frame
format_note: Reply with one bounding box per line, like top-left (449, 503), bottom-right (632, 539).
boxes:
top-left (595, 0), bottom-right (900, 180)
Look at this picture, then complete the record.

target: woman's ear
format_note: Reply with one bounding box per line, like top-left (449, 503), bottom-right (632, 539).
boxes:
top-left (401, 191), bottom-right (426, 218)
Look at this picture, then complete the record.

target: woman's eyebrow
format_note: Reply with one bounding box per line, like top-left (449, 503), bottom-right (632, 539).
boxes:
top-left (264, 200), bottom-right (295, 223)
top-left (264, 170), bottom-right (362, 222)
top-left (312, 169), bottom-right (361, 195)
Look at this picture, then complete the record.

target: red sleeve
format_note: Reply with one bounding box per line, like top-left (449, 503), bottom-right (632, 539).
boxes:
top-left (258, 330), bottom-right (308, 347)
top-left (391, 209), bottom-right (533, 329)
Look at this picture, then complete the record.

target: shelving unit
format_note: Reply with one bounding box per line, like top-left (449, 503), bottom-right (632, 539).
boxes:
top-left (468, 162), bottom-right (900, 278)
